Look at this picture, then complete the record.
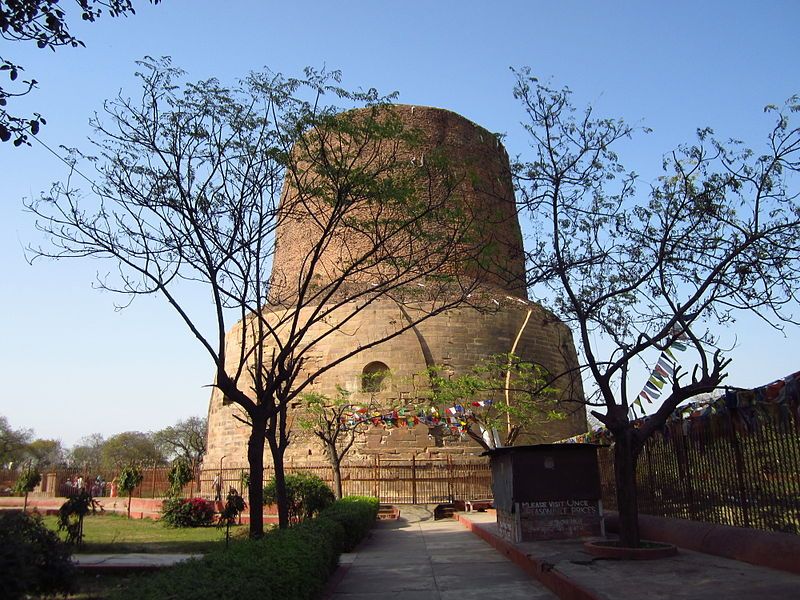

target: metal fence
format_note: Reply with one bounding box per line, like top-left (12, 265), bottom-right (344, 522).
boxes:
top-left (1, 464), bottom-right (202, 499)
top-left (599, 407), bottom-right (800, 535)
top-left (13, 409), bottom-right (796, 536)
top-left (209, 457), bottom-right (493, 504)
top-left (4, 457), bottom-right (492, 505)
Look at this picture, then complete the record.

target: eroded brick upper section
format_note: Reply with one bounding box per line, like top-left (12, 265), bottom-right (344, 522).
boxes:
top-left (270, 105), bottom-right (526, 299)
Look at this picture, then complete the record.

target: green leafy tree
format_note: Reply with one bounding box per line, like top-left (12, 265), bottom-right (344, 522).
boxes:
top-left (299, 387), bottom-right (375, 499)
top-left (423, 353), bottom-right (564, 450)
top-left (0, 0), bottom-right (160, 146)
top-left (67, 433), bottom-right (105, 470)
top-left (0, 416), bottom-right (32, 466)
top-left (166, 457), bottom-right (194, 497)
top-left (117, 465), bottom-right (143, 519)
top-left (100, 431), bottom-right (165, 470)
top-left (513, 69), bottom-right (800, 547)
top-left (13, 465), bottom-right (41, 511)
top-left (28, 59), bottom-right (485, 538)
top-left (24, 438), bottom-right (65, 468)
top-left (153, 416), bottom-right (207, 469)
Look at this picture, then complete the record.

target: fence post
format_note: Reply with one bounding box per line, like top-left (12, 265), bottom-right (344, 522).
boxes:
top-left (151, 463), bottom-right (157, 498)
top-left (727, 413), bottom-right (750, 528)
top-left (682, 434), bottom-right (696, 520)
top-left (644, 443), bottom-right (656, 513)
top-left (411, 456), bottom-right (417, 505)
top-left (447, 455), bottom-right (454, 502)
top-left (373, 456), bottom-right (379, 500)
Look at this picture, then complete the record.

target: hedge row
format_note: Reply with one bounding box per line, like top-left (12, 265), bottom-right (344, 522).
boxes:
top-left (113, 496), bottom-right (379, 600)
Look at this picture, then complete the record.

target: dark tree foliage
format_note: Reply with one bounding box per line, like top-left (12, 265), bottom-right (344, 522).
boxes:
top-left (66, 432), bottom-right (104, 469)
top-left (0, 415), bottom-right (32, 465)
top-left (514, 68), bottom-right (800, 546)
top-left (0, 0), bottom-right (160, 145)
top-left (0, 511), bottom-right (75, 599)
top-left (24, 438), bottom-right (65, 467)
top-left (99, 430), bottom-right (166, 469)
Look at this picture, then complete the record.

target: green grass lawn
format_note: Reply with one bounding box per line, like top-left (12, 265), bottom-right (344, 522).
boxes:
top-left (42, 513), bottom-right (249, 554)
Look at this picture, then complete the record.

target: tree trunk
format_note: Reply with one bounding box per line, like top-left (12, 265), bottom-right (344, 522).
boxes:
top-left (247, 421), bottom-right (267, 539)
top-left (613, 428), bottom-right (641, 547)
top-left (268, 436), bottom-right (289, 528)
top-left (330, 449), bottom-right (343, 500)
top-left (127, 492), bottom-right (132, 519)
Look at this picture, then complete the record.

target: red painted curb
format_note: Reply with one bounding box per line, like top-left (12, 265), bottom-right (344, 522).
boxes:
top-left (455, 514), bottom-right (601, 600)
top-left (320, 562), bottom-right (351, 600)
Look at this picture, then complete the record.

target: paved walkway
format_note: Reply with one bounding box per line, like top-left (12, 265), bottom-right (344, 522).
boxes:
top-left (73, 553), bottom-right (201, 570)
top-left (69, 508), bottom-right (800, 598)
top-left (459, 511), bottom-right (800, 600)
top-left (325, 505), bottom-right (556, 599)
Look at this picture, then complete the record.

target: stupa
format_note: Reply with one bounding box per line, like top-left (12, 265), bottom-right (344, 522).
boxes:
top-left (204, 105), bottom-right (586, 470)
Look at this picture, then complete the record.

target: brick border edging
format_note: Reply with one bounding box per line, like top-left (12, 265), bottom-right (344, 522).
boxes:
top-left (455, 514), bottom-right (601, 600)
top-left (605, 511), bottom-right (800, 575)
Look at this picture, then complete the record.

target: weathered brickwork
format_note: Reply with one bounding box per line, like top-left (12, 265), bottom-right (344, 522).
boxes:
top-left (204, 106), bottom-right (587, 470)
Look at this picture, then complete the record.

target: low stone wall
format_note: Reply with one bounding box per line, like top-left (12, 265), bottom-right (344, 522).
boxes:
top-left (0, 495), bottom-right (279, 524)
top-left (0, 496), bottom-right (163, 519)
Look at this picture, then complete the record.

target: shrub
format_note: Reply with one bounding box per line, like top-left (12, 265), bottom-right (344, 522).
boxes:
top-left (263, 472), bottom-right (335, 523)
top-left (218, 488), bottom-right (247, 547)
top-left (113, 496), bottom-right (378, 600)
top-left (162, 497), bottom-right (216, 528)
top-left (58, 490), bottom-right (102, 546)
top-left (0, 511), bottom-right (75, 600)
top-left (319, 495), bottom-right (380, 551)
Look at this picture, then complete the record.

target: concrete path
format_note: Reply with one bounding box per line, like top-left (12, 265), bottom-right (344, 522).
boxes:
top-left (73, 553), bottom-right (201, 571)
top-left (326, 505), bottom-right (557, 599)
top-left (459, 511), bottom-right (800, 600)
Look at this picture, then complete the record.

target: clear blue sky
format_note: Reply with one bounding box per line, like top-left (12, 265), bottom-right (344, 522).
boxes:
top-left (2, 1), bottom-right (798, 446)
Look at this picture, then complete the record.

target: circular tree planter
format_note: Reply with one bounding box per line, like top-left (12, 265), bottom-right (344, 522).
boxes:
top-left (584, 540), bottom-right (678, 560)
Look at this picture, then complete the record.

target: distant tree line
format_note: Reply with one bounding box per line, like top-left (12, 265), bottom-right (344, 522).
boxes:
top-left (0, 415), bottom-right (206, 472)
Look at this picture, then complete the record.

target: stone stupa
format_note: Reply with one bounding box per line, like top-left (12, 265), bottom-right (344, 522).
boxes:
top-left (203, 105), bottom-right (586, 470)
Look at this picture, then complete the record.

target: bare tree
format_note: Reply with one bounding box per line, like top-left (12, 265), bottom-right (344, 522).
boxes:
top-left (514, 69), bottom-right (800, 547)
top-left (28, 59), bottom-right (490, 536)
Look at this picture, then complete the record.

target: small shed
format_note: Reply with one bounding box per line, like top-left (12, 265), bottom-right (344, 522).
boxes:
top-left (486, 444), bottom-right (604, 542)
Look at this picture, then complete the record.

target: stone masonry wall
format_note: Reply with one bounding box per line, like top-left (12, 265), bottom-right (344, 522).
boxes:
top-left (204, 297), bottom-right (587, 469)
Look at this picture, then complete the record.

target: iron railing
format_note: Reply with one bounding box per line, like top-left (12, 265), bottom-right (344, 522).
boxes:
top-left (600, 407), bottom-right (800, 535)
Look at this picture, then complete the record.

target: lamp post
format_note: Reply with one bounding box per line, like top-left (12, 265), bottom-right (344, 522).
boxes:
top-left (217, 455), bottom-right (226, 502)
